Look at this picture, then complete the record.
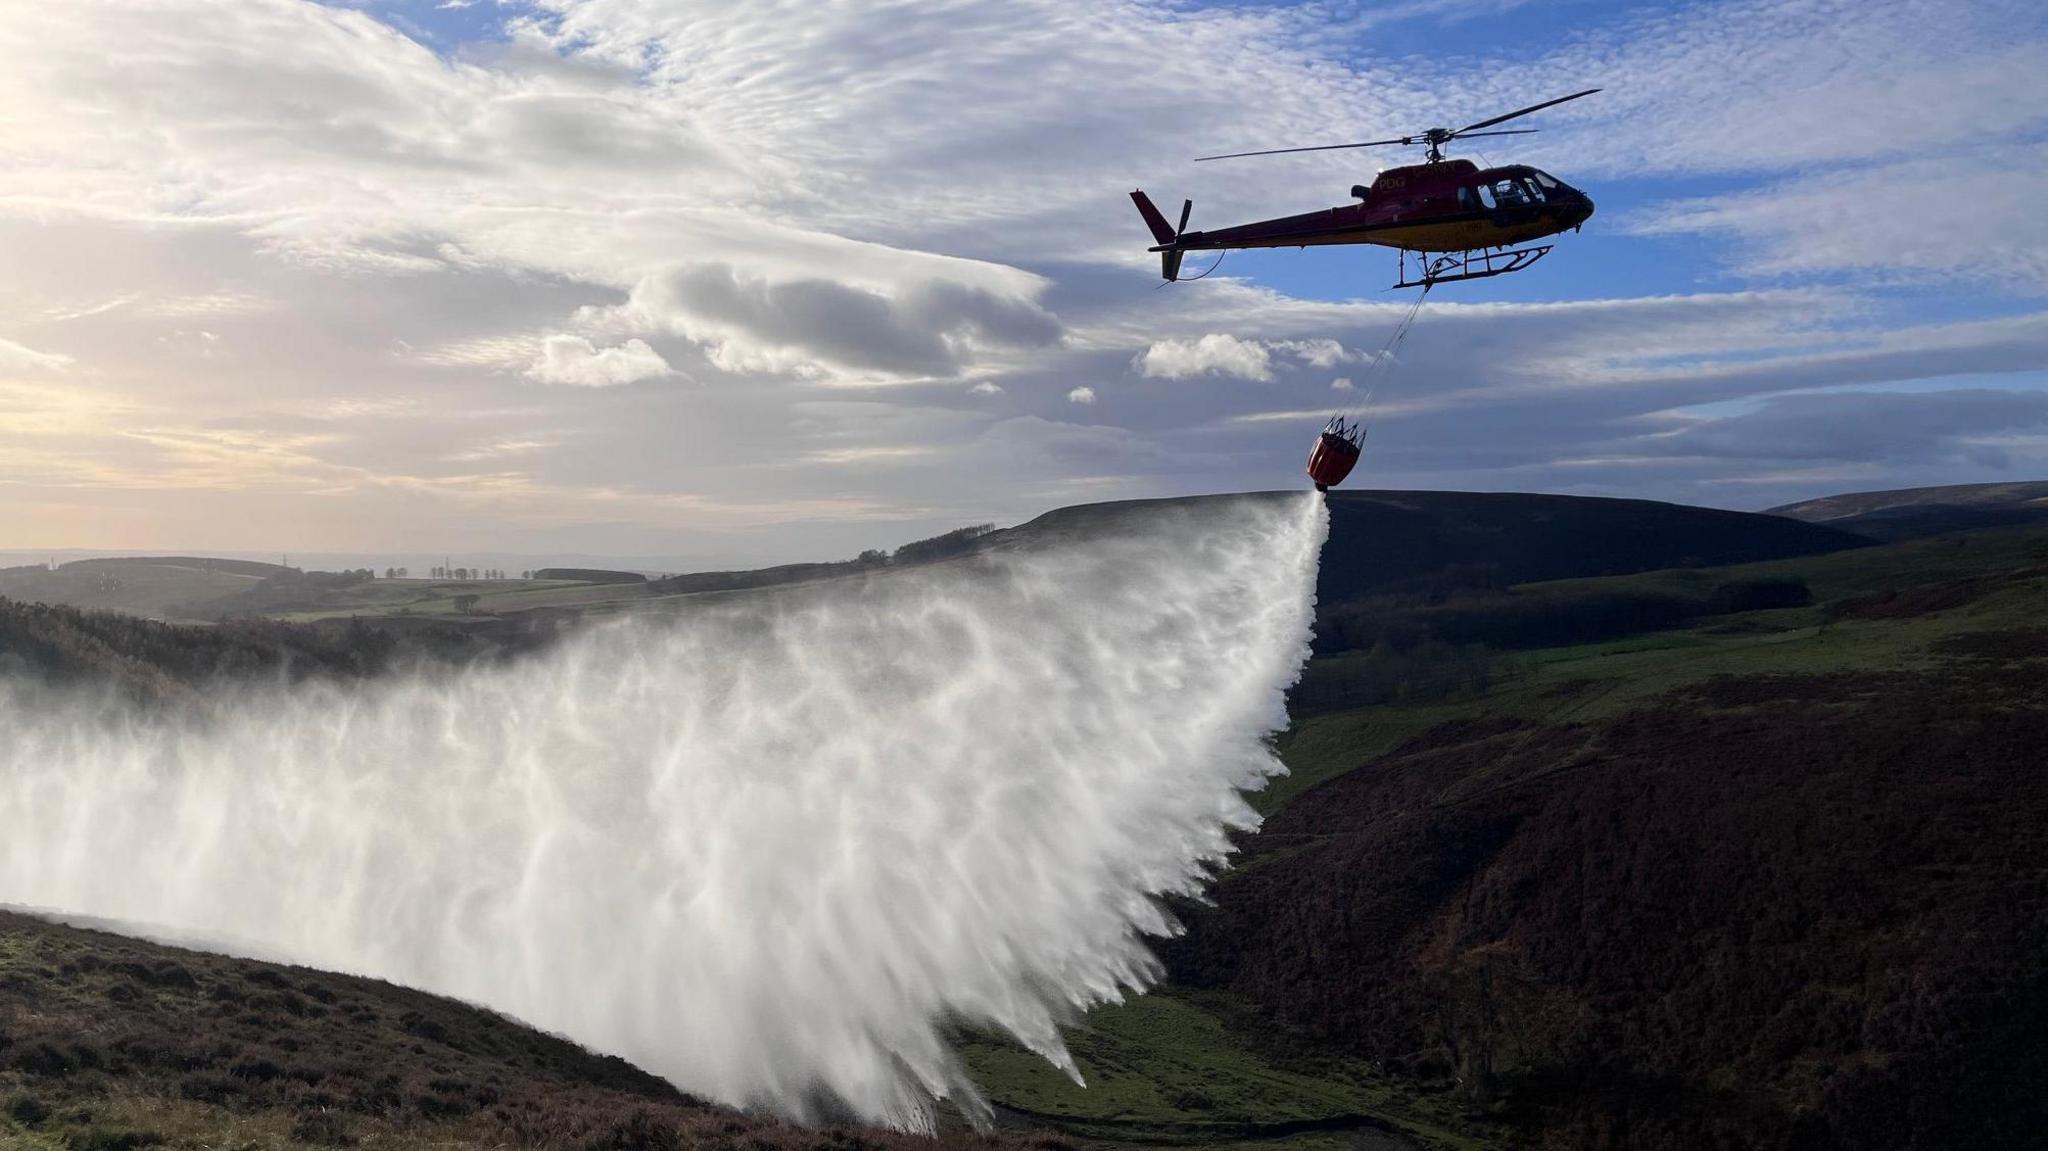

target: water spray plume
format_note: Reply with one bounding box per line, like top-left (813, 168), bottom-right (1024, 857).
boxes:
top-left (0, 493), bottom-right (1328, 1130)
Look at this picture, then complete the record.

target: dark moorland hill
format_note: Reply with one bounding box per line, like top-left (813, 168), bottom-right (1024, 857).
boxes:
top-left (0, 911), bottom-right (1050, 1151)
top-left (1769, 480), bottom-right (2048, 541)
top-left (1163, 523), bottom-right (2048, 1150)
top-left (1317, 490), bottom-right (1870, 605)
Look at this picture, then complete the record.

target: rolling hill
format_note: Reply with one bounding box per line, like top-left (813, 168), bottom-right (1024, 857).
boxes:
top-left (0, 558), bottom-right (288, 622)
top-left (1768, 480), bottom-right (2048, 541)
top-left (1157, 520), bottom-right (2048, 1150)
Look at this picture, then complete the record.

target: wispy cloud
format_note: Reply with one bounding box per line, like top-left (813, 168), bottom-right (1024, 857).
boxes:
top-left (0, 337), bottom-right (74, 374)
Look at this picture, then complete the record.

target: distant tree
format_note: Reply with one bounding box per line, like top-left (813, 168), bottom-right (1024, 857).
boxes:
top-left (452, 594), bottom-right (481, 614)
top-left (857, 549), bottom-right (888, 566)
top-left (893, 524), bottom-right (996, 565)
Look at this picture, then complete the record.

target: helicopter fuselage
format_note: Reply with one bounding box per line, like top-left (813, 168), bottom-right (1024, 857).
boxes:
top-left (1157, 160), bottom-right (1593, 257)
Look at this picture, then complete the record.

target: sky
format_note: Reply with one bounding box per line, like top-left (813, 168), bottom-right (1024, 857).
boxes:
top-left (1, 0), bottom-right (2045, 567)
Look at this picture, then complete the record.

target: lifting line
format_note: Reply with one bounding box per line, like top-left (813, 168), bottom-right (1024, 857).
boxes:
top-left (1344, 280), bottom-right (1432, 430)
top-left (1155, 250), bottom-right (1227, 288)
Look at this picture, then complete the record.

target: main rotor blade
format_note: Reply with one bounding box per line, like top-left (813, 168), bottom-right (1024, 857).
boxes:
top-left (1194, 136), bottom-right (1411, 162)
top-left (1451, 129), bottom-right (1540, 140)
top-left (1450, 88), bottom-right (1600, 136)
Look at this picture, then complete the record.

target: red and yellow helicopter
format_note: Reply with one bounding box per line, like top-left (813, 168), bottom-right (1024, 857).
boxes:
top-left (1129, 90), bottom-right (1601, 492)
top-left (1131, 89), bottom-right (1599, 291)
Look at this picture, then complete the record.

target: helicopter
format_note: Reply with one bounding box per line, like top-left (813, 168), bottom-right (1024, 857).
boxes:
top-left (1130, 89), bottom-right (1599, 289)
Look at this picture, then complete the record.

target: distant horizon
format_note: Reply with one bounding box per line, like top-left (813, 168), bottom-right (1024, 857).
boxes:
top-left (5, 475), bottom-right (2044, 577)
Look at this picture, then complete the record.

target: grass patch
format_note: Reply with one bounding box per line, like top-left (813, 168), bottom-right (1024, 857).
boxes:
top-left (959, 991), bottom-right (1490, 1149)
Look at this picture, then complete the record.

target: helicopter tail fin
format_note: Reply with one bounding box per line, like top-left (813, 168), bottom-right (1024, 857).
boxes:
top-left (1132, 190), bottom-right (1177, 246)
top-left (1132, 191), bottom-right (1193, 281)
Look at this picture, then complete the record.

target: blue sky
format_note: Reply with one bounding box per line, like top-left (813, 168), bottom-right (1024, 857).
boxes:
top-left (0, 0), bottom-right (2044, 565)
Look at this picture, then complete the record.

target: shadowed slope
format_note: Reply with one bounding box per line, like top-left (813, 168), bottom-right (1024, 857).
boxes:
top-left (1164, 525), bottom-right (2048, 1150)
top-left (1318, 490), bottom-right (1870, 607)
top-left (0, 910), bottom-right (1055, 1151)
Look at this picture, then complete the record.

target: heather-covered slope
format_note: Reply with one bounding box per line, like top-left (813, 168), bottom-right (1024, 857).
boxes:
top-left (0, 912), bottom-right (1050, 1151)
top-left (1161, 523), bottom-right (2048, 1149)
top-left (1317, 490), bottom-right (1870, 605)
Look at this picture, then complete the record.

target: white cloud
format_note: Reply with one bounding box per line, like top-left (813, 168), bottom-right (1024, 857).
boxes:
top-left (1272, 339), bottom-right (1357, 369)
top-left (1129, 334), bottom-right (1358, 382)
top-left (525, 335), bottom-right (672, 387)
top-left (1544, 0), bottom-right (2048, 177)
top-left (0, 336), bottom-right (73, 374)
top-left (1134, 334), bottom-right (1273, 381)
top-left (1067, 386), bottom-right (1096, 405)
top-left (634, 262), bottom-right (1060, 380)
top-left (969, 381), bottom-right (1004, 395)
top-left (1331, 377), bottom-right (1354, 391)
top-left (1630, 152), bottom-right (2048, 290)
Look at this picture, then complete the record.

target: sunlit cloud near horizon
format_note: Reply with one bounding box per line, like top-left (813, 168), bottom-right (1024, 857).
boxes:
top-left (1, 0), bottom-right (2044, 565)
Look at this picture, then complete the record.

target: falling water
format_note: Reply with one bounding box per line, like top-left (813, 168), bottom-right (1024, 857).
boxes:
top-left (0, 493), bottom-right (1327, 1130)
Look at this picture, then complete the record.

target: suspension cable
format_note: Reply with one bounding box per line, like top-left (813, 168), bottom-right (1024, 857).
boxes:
top-left (1344, 281), bottom-right (1432, 426)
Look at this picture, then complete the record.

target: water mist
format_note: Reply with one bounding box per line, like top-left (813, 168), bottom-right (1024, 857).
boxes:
top-left (0, 493), bottom-right (1328, 1130)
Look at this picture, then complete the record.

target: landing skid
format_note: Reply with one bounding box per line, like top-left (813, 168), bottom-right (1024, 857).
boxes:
top-left (1396, 244), bottom-right (1553, 289)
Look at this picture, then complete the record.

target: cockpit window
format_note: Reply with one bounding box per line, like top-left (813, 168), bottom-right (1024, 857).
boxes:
top-left (1491, 178), bottom-right (1534, 206)
top-left (1531, 170), bottom-right (1561, 190)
